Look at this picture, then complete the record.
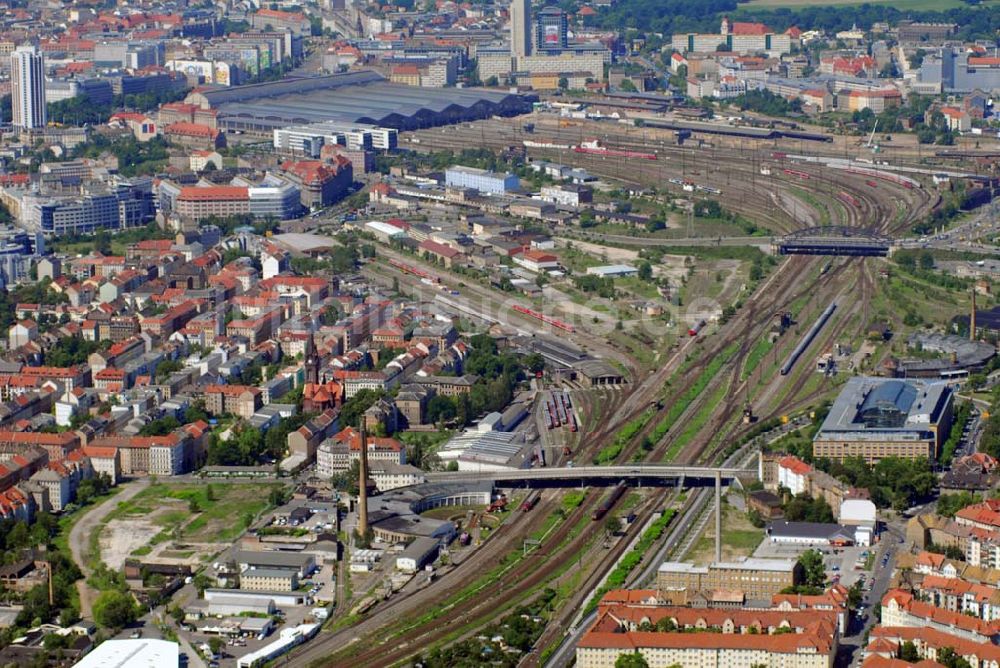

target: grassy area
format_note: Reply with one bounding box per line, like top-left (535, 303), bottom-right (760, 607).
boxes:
top-left (52, 486), bottom-right (121, 556)
top-left (789, 187), bottom-right (831, 227)
top-left (663, 379), bottom-right (730, 462)
top-left (688, 503), bottom-right (764, 565)
top-left (594, 409), bottom-right (654, 465)
top-left (741, 337), bottom-right (774, 381)
top-left (652, 342), bottom-right (739, 460)
top-left (107, 481), bottom-right (284, 544)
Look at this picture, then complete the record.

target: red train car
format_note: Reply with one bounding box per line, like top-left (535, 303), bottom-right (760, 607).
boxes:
top-left (512, 305), bottom-right (576, 332)
top-left (689, 319), bottom-right (706, 336)
top-left (837, 191), bottom-right (859, 207)
top-left (783, 169), bottom-right (810, 180)
top-left (865, 180), bottom-right (878, 188)
top-left (388, 258), bottom-right (440, 283)
top-left (521, 496), bottom-right (539, 512)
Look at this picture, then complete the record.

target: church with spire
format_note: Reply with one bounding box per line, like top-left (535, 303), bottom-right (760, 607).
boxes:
top-left (302, 330), bottom-right (343, 413)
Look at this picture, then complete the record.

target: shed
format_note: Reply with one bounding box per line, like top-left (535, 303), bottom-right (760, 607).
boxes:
top-left (839, 499), bottom-right (877, 527)
top-left (395, 537), bottom-right (439, 573)
top-left (586, 264), bottom-right (638, 278)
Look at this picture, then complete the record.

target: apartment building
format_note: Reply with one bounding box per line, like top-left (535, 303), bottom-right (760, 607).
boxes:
top-left (203, 385), bottom-right (263, 420)
top-left (881, 589), bottom-right (1000, 644)
top-left (577, 602), bottom-right (837, 668)
top-left (280, 158), bottom-right (353, 209)
top-left (315, 427), bottom-right (406, 478)
top-left (0, 431), bottom-right (80, 460)
top-left (867, 626), bottom-right (1000, 668)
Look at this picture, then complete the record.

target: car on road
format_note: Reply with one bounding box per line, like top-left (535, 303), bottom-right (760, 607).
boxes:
top-left (129, 630), bottom-right (142, 639)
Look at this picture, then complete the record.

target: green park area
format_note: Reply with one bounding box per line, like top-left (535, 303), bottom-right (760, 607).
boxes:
top-left (98, 482), bottom-right (287, 566)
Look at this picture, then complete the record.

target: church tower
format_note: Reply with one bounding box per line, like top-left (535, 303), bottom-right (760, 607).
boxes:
top-left (305, 330), bottom-right (320, 386)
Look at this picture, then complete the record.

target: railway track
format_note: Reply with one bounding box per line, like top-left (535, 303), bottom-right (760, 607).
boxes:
top-left (408, 118), bottom-right (939, 238)
top-left (302, 119), bottom-right (928, 667)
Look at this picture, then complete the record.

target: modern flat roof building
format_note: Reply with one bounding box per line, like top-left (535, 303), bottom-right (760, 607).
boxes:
top-left (74, 639), bottom-right (179, 668)
top-left (813, 377), bottom-right (954, 463)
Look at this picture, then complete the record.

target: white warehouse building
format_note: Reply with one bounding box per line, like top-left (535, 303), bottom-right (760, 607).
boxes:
top-left (445, 166), bottom-right (519, 195)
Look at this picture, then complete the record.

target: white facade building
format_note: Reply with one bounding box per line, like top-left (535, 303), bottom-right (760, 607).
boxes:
top-left (11, 45), bottom-right (46, 130)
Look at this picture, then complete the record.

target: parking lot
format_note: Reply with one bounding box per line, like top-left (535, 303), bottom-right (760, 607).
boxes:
top-left (753, 540), bottom-right (872, 587)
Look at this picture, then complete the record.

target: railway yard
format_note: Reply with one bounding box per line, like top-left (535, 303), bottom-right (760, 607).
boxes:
top-left (282, 110), bottom-right (1000, 668)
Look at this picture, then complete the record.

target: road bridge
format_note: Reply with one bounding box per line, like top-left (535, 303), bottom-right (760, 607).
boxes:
top-left (774, 226), bottom-right (892, 257)
top-left (428, 465), bottom-right (756, 573)
top-left (424, 464), bottom-right (751, 488)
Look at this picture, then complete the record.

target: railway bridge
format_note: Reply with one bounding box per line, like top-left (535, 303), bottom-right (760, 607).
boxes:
top-left (427, 465), bottom-right (759, 561)
top-left (774, 226), bottom-right (893, 256)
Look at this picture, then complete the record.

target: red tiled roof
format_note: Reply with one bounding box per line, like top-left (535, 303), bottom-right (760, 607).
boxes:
top-left (731, 21), bottom-right (771, 36)
top-left (164, 122), bottom-right (220, 139)
top-left (418, 240), bottom-right (460, 258)
top-left (779, 455), bottom-right (811, 475)
top-left (282, 160), bottom-right (345, 185)
top-left (81, 446), bottom-right (118, 459)
top-left (882, 588), bottom-right (1000, 636)
top-left (871, 626), bottom-right (1000, 662)
top-left (204, 384), bottom-right (261, 396)
top-left (255, 7), bottom-right (306, 20)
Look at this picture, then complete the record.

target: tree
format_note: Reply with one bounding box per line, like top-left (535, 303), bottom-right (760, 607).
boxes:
top-left (208, 636), bottom-right (225, 656)
top-left (524, 353), bottom-right (545, 375)
top-left (899, 641), bottom-right (919, 662)
top-left (605, 515), bottom-right (622, 536)
top-left (937, 491), bottom-right (979, 518)
top-left (92, 590), bottom-right (137, 629)
top-left (637, 262), bottom-right (653, 281)
top-left (427, 394), bottom-right (458, 425)
top-left (938, 647), bottom-right (973, 668)
top-left (169, 606), bottom-right (185, 624)
top-left (615, 652), bottom-right (650, 668)
top-left (848, 581), bottom-right (863, 609)
top-left (798, 549), bottom-right (826, 588)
